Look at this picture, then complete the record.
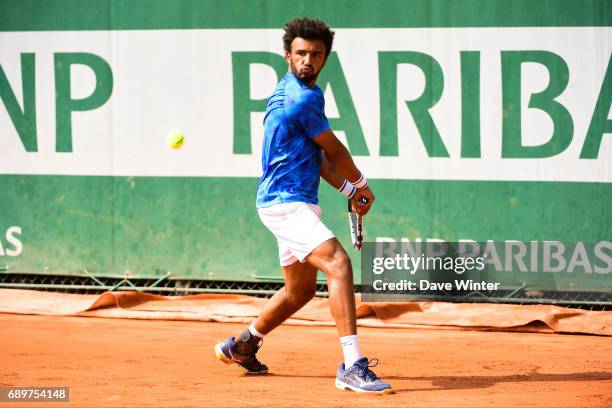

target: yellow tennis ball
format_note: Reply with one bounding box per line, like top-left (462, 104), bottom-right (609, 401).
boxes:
top-left (166, 130), bottom-right (185, 149)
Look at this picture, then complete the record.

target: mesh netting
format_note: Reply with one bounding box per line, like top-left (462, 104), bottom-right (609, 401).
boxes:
top-left (0, 272), bottom-right (608, 310)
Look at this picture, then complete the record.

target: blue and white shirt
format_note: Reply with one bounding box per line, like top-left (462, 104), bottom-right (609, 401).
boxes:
top-left (256, 72), bottom-right (331, 208)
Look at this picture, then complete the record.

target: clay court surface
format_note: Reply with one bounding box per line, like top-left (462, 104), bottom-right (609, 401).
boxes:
top-left (1, 312), bottom-right (611, 407)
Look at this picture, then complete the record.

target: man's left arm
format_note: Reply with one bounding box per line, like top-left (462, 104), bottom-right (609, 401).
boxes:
top-left (317, 141), bottom-right (375, 216)
top-left (320, 152), bottom-right (344, 190)
top-left (303, 95), bottom-right (374, 215)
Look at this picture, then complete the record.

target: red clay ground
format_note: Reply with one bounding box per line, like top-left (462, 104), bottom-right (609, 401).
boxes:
top-left (0, 313), bottom-right (610, 407)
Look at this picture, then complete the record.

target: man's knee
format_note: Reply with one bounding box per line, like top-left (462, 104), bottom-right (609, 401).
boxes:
top-left (328, 249), bottom-right (353, 282)
top-left (307, 238), bottom-right (353, 281)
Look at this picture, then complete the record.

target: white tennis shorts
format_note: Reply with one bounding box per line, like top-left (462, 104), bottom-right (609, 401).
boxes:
top-left (257, 202), bottom-right (335, 266)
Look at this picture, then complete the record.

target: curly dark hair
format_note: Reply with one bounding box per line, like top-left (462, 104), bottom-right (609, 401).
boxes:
top-left (283, 17), bottom-right (335, 58)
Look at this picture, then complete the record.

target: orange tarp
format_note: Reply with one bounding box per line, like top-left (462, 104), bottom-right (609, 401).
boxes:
top-left (0, 289), bottom-right (609, 336)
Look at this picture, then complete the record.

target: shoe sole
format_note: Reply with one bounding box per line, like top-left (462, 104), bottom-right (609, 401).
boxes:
top-left (335, 378), bottom-right (394, 394)
top-left (238, 366), bottom-right (268, 375)
top-left (214, 343), bottom-right (269, 375)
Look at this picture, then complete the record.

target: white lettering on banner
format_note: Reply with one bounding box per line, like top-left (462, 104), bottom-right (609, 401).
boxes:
top-left (0, 227), bottom-right (23, 257)
top-left (0, 28), bottom-right (610, 181)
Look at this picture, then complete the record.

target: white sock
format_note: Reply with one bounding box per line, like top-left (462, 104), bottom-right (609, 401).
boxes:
top-left (340, 335), bottom-right (363, 368)
top-left (249, 322), bottom-right (265, 338)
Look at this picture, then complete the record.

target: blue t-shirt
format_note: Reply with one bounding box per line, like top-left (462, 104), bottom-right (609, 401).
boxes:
top-left (256, 72), bottom-right (331, 208)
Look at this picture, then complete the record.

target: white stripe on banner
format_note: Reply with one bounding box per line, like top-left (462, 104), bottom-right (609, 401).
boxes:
top-left (0, 28), bottom-right (610, 181)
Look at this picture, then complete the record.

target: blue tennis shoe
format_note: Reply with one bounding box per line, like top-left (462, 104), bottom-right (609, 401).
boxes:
top-left (335, 357), bottom-right (393, 394)
top-left (214, 336), bottom-right (268, 375)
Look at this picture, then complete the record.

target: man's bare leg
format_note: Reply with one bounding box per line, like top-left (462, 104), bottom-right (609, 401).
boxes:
top-left (236, 237), bottom-right (355, 343)
top-left (250, 261), bottom-right (318, 335)
top-left (219, 236), bottom-right (391, 391)
top-left (235, 237), bottom-right (353, 354)
top-left (304, 238), bottom-right (356, 337)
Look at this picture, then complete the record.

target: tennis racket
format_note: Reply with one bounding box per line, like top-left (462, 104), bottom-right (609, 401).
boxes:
top-left (348, 196), bottom-right (369, 251)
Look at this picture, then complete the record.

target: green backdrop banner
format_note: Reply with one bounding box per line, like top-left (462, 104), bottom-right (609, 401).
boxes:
top-left (1, 175), bottom-right (609, 286)
top-left (0, 1), bottom-right (610, 297)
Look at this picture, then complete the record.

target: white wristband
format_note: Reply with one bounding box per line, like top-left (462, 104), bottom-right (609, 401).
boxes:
top-left (339, 180), bottom-right (357, 198)
top-left (351, 173), bottom-right (368, 190)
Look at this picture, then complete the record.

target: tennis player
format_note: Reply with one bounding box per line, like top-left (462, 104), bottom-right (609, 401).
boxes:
top-left (215, 17), bottom-right (392, 394)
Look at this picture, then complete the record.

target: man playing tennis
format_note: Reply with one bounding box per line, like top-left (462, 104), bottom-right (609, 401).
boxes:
top-left (215, 17), bottom-right (392, 394)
